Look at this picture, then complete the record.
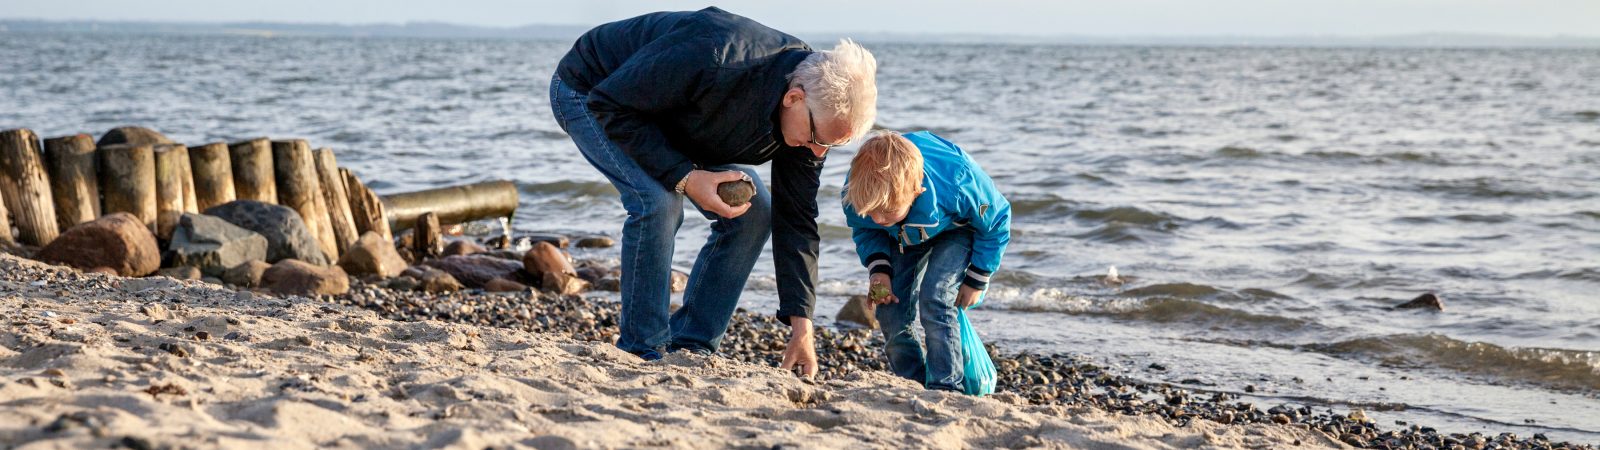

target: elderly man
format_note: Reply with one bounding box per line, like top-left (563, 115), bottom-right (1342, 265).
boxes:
top-left (549, 7), bottom-right (878, 376)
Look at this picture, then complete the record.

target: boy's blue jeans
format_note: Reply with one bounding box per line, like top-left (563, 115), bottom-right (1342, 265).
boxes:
top-left (549, 75), bottom-right (772, 359)
top-left (876, 226), bottom-right (974, 391)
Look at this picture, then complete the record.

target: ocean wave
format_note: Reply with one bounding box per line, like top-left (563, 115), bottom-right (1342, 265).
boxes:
top-left (1302, 334), bottom-right (1600, 392)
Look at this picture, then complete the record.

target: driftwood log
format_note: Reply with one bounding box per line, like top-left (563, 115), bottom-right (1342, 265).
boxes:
top-left (342, 168), bottom-right (392, 242)
top-left (228, 138), bottom-right (276, 204)
top-left (188, 142), bottom-right (236, 211)
top-left (313, 148), bottom-right (359, 253)
top-left (43, 134), bottom-right (100, 229)
top-left (152, 143), bottom-right (195, 240)
top-left (272, 139), bottom-right (338, 259)
top-left (98, 143), bottom-right (157, 232)
top-left (0, 129), bottom-right (61, 246)
top-left (383, 180), bottom-right (518, 232)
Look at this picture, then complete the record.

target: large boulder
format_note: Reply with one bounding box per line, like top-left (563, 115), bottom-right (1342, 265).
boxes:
top-left (338, 231), bottom-right (408, 278)
top-left (35, 213), bottom-right (160, 277)
top-left (422, 255), bottom-right (522, 289)
top-left (522, 242), bottom-right (575, 278)
top-left (96, 126), bottom-right (173, 147)
top-left (167, 213), bottom-right (269, 277)
top-left (203, 200), bottom-right (329, 265)
top-left (836, 295), bottom-right (879, 329)
top-left (261, 259), bottom-right (349, 296)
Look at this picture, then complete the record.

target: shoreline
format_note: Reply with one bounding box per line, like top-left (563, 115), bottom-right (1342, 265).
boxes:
top-left (0, 252), bottom-right (1589, 449)
top-left (0, 253), bottom-right (1337, 449)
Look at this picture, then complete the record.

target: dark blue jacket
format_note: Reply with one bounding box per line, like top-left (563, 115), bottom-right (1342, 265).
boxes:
top-left (556, 7), bottom-right (822, 323)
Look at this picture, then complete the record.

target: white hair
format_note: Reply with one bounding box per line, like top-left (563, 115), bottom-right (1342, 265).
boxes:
top-left (790, 38), bottom-right (878, 142)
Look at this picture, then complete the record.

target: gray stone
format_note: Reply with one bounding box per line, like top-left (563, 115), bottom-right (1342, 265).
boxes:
top-left (203, 200), bottom-right (329, 265)
top-left (95, 126), bottom-right (173, 147)
top-left (1394, 293), bottom-right (1444, 311)
top-left (836, 295), bottom-right (879, 329)
top-left (167, 213), bottom-right (269, 277)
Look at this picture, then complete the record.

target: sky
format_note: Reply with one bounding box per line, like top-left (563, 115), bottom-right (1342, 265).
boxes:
top-left (4, 0), bottom-right (1598, 37)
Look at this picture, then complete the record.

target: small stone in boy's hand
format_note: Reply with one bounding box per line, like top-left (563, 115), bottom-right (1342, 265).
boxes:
top-left (869, 284), bottom-right (891, 301)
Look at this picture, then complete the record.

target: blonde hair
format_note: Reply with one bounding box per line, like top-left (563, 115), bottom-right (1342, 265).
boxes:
top-left (790, 39), bottom-right (878, 142)
top-left (845, 131), bottom-right (923, 216)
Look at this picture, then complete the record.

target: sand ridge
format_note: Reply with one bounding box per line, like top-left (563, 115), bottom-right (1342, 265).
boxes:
top-left (0, 254), bottom-right (1340, 449)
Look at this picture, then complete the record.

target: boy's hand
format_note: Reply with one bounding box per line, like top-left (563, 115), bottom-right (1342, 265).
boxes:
top-left (956, 285), bottom-right (983, 309)
top-left (683, 170), bottom-right (751, 219)
top-left (868, 273), bottom-right (897, 305)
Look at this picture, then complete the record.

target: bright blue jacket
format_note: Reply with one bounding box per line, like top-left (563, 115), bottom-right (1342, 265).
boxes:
top-left (842, 131), bottom-right (1011, 290)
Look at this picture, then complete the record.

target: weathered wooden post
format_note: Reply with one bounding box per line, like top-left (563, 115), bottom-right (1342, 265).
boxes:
top-left (0, 129), bottom-right (61, 246)
top-left (188, 142), bottom-right (236, 211)
top-left (99, 143), bottom-right (158, 232)
top-left (342, 168), bottom-right (392, 242)
top-left (228, 138), bottom-right (276, 204)
top-left (43, 134), bottom-right (100, 229)
top-left (0, 188), bottom-right (10, 244)
top-left (313, 148), bottom-right (359, 253)
top-left (152, 143), bottom-right (194, 240)
top-left (272, 139), bottom-right (338, 260)
top-left (414, 211), bottom-right (441, 258)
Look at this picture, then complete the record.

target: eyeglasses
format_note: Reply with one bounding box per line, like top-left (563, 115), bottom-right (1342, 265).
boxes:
top-left (800, 86), bottom-right (848, 149)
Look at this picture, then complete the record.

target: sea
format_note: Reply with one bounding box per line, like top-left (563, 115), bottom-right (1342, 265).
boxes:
top-left (2, 32), bottom-right (1597, 442)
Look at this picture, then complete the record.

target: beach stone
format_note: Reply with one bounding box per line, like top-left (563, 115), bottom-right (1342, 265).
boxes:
top-left (224, 260), bottom-right (271, 287)
top-left (670, 270), bottom-right (689, 293)
top-left (1394, 293), bottom-right (1444, 311)
top-left (541, 272), bottom-right (589, 295)
top-left (204, 200), bottom-right (329, 265)
top-left (167, 213), bottom-right (269, 277)
top-left (441, 240), bottom-right (486, 257)
top-left (483, 278), bottom-right (528, 293)
top-left (717, 179), bottom-right (756, 207)
top-left (836, 295), bottom-right (879, 329)
top-left (338, 231), bottom-right (408, 278)
top-left (522, 242), bottom-right (576, 278)
top-left (402, 265), bottom-right (463, 293)
top-left (384, 276), bottom-right (421, 292)
top-left (423, 255), bottom-right (522, 289)
top-left (575, 266), bottom-right (607, 283)
top-left (261, 259), bottom-right (349, 296)
top-left (95, 126), bottom-right (173, 147)
top-left (524, 233), bottom-right (569, 249)
top-left (595, 277), bottom-right (621, 292)
top-left (156, 266), bottom-right (201, 280)
top-left (574, 236), bottom-right (615, 249)
top-left (35, 213), bottom-right (160, 277)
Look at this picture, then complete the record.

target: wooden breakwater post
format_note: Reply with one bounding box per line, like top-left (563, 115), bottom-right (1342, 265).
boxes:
top-left (153, 144), bottom-right (198, 240)
top-left (98, 143), bottom-right (158, 232)
top-left (313, 148), bottom-right (359, 253)
top-left (342, 168), bottom-right (392, 242)
top-left (189, 142), bottom-right (236, 211)
top-left (0, 129), bottom-right (61, 246)
top-left (272, 139), bottom-right (339, 260)
top-left (228, 138), bottom-right (276, 204)
top-left (43, 134), bottom-right (100, 229)
top-left (382, 180), bottom-right (519, 232)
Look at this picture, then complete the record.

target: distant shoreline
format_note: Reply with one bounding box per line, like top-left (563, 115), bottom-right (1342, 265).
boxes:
top-left (4, 18), bottom-right (1600, 48)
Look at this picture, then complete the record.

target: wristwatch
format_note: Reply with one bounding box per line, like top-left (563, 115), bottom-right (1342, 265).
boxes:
top-left (674, 173), bottom-right (690, 194)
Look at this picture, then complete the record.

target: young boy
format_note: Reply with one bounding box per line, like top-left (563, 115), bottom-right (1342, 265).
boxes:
top-left (842, 130), bottom-right (1010, 391)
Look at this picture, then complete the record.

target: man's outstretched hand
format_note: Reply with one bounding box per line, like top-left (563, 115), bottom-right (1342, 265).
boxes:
top-left (779, 316), bottom-right (818, 379)
top-left (683, 169), bottom-right (752, 219)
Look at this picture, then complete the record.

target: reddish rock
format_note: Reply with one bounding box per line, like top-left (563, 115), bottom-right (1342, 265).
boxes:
top-left (224, 260), bottom-right (271, 287)
top-left (422, 254), bottom-right (522, 289)
top-left (541, 272), bottom-right (589, 295)
top-left (441, 240), bottom-right (486, 257)
top-left (338, 231), bottom-right (408, 278)
top-left (35, 213), bottom-right (160, 277)
top-left (522, 242), bottom-right (575, 278)
top-left (484, 278), bottom-right (528, 293)
top-left (261, 259), bottom-right (350, 296)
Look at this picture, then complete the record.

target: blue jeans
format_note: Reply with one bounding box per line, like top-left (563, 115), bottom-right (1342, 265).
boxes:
top-left (876, 226), bottom-right (974, 391)
top-left (549, 75), bottom-right (773, 359)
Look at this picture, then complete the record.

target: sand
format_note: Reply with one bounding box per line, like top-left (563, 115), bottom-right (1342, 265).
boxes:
top-left (0, 254), bottom-right (1342, 449)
